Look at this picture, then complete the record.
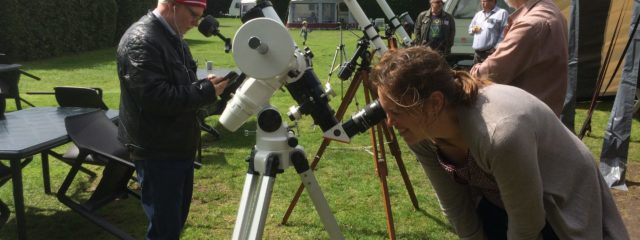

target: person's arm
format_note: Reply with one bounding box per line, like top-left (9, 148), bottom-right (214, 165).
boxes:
top-left (414, 12), bottom-right (424, 43)
top-left (123, 41), bottom-right (218, 116)
top-left (470, 18), bottom-right (546, 84)
top-left (485, 116), bottom-right (546, 239)
top-left (410, 141), bottom-right (485, 240)
top-left (469, 13), bottom-right (479, 35)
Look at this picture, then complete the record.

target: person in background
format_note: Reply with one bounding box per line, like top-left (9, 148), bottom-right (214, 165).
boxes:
top-left (414, 0), bottom-right (456, 57)
top-left (470, 0), bottom-right (567, 116)
top-left (373, 47), bottom-right (629, 239)
top-left (469, 0), bottom-right (508, 64)
top-left (300, 20), bottom-right (309, 45)
top-left (116, 0), bottom-right (228, 239)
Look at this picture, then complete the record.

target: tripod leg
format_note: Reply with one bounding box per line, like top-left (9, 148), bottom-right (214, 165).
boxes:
top-left (361, 70), bottom-right (397, 239)
top-left (233, 155), bottom-right (279, 240)
top-left (327, 47), bottom-right (341, 81)
top-left (382, 124), bottom-right (420, 210)
top-left (290, 150), bottom-right (344, 239)
top-left (370, 124), bottom-right (396, 240)
top-left (281, 138), bottom-right (331, 225)
top-left (233, 172), bottom-right (262, 239)
top-left (282, 74), bottom-right (365, 225)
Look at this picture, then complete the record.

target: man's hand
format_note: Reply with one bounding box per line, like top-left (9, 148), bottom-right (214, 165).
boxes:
top-left (472, 25), bottom-right (481, 33)
top-left (207, 74), bottom-right (229, 97)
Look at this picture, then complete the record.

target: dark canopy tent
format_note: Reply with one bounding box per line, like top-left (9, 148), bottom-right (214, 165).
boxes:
top-left (599, 0), bottom-right (639, 190)
top-left (554, 0), bottom-right (631, 100)
top-left (566, 0), bottom-right (611, 101)
top-left (560, 0), bottom-right (610, 132)
top-left (563, 0), bottom-right (637, 189)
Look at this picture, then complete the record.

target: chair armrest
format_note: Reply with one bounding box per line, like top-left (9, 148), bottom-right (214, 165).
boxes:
top-left (83, 146), bottom-right (134, 168)
top-left (26, 91), bottom-right (54, 95)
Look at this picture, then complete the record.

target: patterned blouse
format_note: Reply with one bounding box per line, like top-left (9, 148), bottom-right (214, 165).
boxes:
top-left (436, 149), bottom-right (504, 208)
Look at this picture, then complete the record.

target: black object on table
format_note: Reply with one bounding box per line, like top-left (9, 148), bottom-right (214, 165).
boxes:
top-left (0, 107), bottom-right (118, 240)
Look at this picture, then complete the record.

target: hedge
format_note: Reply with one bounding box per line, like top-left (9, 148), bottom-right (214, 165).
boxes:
top-left (0, 0), bottom-right (425, 62)
top-left (0, 0), bottom-right (154, 62)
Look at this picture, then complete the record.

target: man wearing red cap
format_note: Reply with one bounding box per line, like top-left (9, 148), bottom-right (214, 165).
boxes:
top-left (116, 0), bottom-right (227, 239)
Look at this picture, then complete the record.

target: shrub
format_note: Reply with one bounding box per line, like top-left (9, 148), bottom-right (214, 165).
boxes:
top-left (0, 0), bottom-right (154, 61)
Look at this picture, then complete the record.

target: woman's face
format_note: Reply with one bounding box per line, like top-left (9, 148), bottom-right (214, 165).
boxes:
top-left (378, 89), bottom-right (430, 145)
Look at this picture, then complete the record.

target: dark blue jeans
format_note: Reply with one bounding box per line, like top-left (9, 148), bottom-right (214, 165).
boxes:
top-left (135, 159), bottom-right (194, 240)
top-left (477, 197), bottom-right (559, 240)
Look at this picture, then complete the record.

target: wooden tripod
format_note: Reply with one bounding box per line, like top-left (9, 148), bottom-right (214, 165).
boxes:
top-left (280, 37), bottom-right (419, 240)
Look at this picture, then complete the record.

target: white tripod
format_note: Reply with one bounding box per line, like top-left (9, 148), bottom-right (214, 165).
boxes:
top-left (232, 107), bottom-right (343, 240)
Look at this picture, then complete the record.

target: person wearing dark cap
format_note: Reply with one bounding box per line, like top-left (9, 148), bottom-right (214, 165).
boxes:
top-left (116, 0), bottom-right (228, 238)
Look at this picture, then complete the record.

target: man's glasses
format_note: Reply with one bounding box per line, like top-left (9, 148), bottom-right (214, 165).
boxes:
top-left (183, 5), bottom-right (202, 21)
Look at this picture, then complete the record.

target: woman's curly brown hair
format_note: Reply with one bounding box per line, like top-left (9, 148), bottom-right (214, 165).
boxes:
top-left (371, 47), bottom-right (492, 110)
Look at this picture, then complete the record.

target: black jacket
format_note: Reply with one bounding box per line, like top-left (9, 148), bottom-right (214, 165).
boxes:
top-left (116, 13), bottom-right (217, 161)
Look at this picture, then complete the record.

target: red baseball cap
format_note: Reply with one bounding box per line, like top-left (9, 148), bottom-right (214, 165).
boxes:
top-left (175, 0), bottom-right (207, 9)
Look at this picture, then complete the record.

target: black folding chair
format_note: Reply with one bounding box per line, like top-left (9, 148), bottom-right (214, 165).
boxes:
top-left (28, 86), bottom-right (111, 178)
top-left (53, 86), bottom-right (108, 110)
top-left (0, 63), bottom-right (39, 110)
top-left (57, 110), bottom-right (138, 240)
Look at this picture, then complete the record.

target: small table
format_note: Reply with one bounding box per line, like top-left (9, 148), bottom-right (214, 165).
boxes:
top-left (0, 107), bottom-right (118, 240)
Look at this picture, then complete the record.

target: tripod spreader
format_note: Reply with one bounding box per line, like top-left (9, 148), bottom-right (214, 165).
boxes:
top-left (338, 38), bottom-right (371, 81)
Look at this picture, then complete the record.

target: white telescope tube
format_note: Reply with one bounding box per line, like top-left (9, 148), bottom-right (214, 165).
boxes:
top-left (219, 76), bottom-right (283, 131)
top-left (375, 0), bottom-right (412, 47)
top-left (341, 0), bottom-right (388, 57)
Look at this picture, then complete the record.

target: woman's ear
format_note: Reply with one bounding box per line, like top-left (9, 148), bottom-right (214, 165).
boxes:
top-left (426, 91), bottom-right (445, 114)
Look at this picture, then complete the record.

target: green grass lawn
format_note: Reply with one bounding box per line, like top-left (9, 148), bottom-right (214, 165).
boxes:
top-left (0, 18), bottom-right (638, 239)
